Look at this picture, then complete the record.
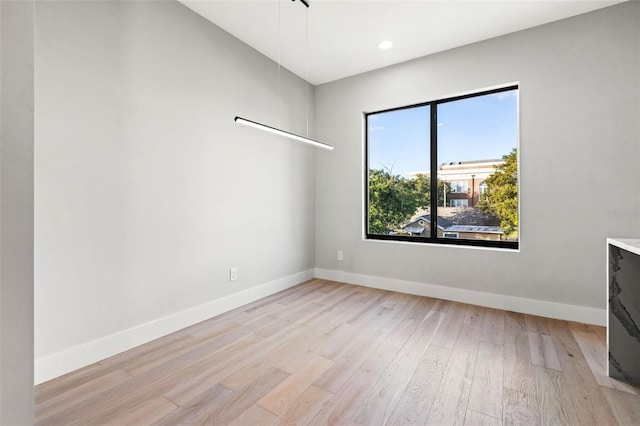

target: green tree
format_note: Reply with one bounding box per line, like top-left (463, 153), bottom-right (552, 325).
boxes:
top-left (368, 168), bottom-right (424, 234)
top-left (368, 168), bottom-right (446, 234)
top-left (409, 173), bottom-right (448, 208)
top-left (478, 149), bottom-right (518, 236)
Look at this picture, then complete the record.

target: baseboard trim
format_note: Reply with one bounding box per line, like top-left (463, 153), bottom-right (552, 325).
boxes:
top-left (314, 268), bottom-right (605, 326)
top-left (34, 269), bottom-right (314, 385)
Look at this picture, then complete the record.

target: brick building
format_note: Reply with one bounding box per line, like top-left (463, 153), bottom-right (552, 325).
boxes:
top-left (411, 159), bottom-right (503, 207)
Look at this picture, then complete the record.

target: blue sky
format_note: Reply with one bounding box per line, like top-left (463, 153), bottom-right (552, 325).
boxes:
top-left (368, 89), bottom-right (518, 177)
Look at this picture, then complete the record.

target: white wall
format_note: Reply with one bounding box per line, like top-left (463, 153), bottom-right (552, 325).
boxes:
top-left (35, 0), bottom-right (317, 383)
top-left (314, 2), bottom-right (640, 323)
top-left (1, 0), bottom-right (35, 423)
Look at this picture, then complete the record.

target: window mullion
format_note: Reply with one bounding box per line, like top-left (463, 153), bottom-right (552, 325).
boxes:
top-left (430, 103), bottom-right (438, 240)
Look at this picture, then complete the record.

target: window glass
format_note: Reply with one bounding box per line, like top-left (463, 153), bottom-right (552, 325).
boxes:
top-left (367, 106), bottom-right (430, 236)
top-left (437, 89), bottom-right (519, 243)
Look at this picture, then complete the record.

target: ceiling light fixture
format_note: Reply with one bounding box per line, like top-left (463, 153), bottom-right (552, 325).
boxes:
top-left (234, 117), bottom-right (333, 150)
top-left (235, 0), bottom-right (333, 150)
top-left (379, 40), bottom-right (393, 50)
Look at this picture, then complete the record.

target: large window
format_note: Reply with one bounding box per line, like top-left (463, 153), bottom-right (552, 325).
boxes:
top-left (366, 85), bottom-right (519, 249)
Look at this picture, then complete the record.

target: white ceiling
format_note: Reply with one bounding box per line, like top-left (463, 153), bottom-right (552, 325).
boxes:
top-left (179, 0), bottom-right (627, 85)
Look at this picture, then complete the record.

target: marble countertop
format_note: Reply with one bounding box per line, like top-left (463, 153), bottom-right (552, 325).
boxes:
top-left (608, 238), bottom-right (640, 256)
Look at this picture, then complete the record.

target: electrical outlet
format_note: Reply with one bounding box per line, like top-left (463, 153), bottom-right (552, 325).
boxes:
top-left (337, 251), bottom-right (344, 261)
top-left (230, 267), bottom-right (238, 281)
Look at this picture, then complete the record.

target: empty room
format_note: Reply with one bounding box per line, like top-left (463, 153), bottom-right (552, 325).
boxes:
top-left (1, 0), bottom-right (640, 424)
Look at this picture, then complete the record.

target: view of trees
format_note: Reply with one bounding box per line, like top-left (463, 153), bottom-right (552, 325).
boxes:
top-left (368, 168), bottom-right (446, 234)
top-left (478, 149), bottom-right (518, 236)
top-left (369, 149), bottom-right (518, 237)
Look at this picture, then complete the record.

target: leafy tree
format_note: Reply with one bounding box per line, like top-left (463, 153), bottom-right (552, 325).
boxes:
top-left (368, 168), bottom-right (447, 234)
top-left (368, 168), bottom-right (423, 234)
top-left (409, 173), bottom-right (448, 209)
top-left (478, 149), bottom-right (518, 236)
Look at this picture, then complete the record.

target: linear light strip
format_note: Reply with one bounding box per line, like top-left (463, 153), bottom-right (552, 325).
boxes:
top-left (234, 116), bottom-right (334, 151)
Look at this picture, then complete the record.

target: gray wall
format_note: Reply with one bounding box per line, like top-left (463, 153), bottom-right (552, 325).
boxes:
top-left (35, 0), bottom-right (315, 362)
top-left (1, 0), bottom-right (35, 423)
top-left (314, 2), bottom-right (640, 311)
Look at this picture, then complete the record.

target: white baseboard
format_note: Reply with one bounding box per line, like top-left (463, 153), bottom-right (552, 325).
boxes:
top-left (36, 267), bottom-right (604, 384)
top-left (34, 269), bottom-right (314, 385)
top-left (314, 268), bottom-right (606, 326)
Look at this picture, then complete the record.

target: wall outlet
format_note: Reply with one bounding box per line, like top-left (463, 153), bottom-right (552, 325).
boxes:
top-left (337, 251), bottom-right (344, 261)
top-left (229, 267), bottom-right (238, 281)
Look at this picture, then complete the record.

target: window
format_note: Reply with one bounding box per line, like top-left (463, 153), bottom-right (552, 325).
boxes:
top-left (450, 181), bottom-right (468, 193)
top-left (479, 181), bottom-right (488, 195)
top-left (366, 85), bottom-right (519, 249)
top-left (450, 199), bottom-right (468, 207)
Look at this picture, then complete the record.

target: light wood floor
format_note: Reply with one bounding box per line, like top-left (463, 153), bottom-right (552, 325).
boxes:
top-left (35, 279), bottom-right (640, 425)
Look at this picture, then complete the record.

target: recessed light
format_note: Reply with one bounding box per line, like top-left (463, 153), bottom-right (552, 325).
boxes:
top-left (379, 40), bottom-right (393, 50)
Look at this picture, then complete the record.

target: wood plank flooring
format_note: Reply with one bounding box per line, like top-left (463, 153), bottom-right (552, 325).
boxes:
top-left (35, 279), bottom-right (640, 425)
